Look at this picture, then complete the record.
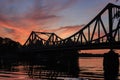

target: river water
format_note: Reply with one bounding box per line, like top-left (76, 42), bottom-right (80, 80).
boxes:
top-left (0, 57), bottom-right (119, 80)
top-left (79, 57), bottom-right (104, 80)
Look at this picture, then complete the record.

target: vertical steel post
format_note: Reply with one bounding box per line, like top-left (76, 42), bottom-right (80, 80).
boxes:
top-left (108, 4), bottom-right (113, 49)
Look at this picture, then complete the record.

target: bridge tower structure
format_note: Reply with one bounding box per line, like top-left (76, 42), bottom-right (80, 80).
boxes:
top-left (55, 3), bottom-right (120, 50)
top-left (24, 31), bottom-right (62, 48)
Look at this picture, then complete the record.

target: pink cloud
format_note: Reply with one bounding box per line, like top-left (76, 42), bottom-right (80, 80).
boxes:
top-left (40, 24), bottom-right (85, 39)
top-left (0, 0), bottom-right (80, 44)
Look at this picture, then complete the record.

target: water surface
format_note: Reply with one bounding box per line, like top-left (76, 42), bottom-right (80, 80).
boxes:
top-left (0, 57), bottom-right (119, 80)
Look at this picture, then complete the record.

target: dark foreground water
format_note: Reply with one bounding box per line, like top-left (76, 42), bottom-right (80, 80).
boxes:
top-left (0, 57), bottom-right (119, 80)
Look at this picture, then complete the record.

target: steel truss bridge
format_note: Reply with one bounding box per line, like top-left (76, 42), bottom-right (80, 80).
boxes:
top-left (23, 3), bottom-right (120, 51)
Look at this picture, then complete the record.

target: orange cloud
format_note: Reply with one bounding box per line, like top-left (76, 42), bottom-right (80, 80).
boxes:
top-left (55, 25), bottom-right (85, 38)
top-left (0, 0), bottom-right (79, 44)
top-left (38, 24), bottom-right (85, 39)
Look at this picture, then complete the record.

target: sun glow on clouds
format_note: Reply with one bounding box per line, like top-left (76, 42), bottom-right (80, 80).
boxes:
top-left (44, 24), bottom-right (85, 38)
top-left (0, 0), bottom-right (80, 44)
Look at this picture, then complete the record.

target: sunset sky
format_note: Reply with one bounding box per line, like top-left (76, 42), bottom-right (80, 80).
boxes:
top-left (0, 0), bottom-right (119, 46)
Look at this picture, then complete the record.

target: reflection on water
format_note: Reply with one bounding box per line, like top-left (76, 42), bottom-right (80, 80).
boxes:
top-left (79, 57), bottom-right (120, 80)
top-left (79, 57), bottom-right (104, 80)
top-left (0, 52), bottom-right (81, 80)
top-left (0, 55), bottom-right (119, 80)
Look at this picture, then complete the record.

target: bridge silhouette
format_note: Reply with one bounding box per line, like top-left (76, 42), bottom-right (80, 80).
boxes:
top-left (23, 3), bottom-right (120, 51)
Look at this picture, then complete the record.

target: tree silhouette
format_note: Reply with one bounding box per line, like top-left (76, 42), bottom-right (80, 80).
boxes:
top-left (0, 37), bottom-right (22, 56)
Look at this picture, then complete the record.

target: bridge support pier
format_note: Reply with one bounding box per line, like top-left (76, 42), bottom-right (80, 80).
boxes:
top-left (103, 50), bottom-right (119, 80)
